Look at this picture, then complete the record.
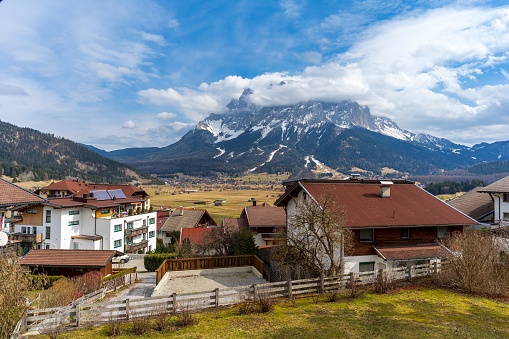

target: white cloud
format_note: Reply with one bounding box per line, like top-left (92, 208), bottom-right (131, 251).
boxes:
top-left (299, 51), bottom-right (322, 64)
top-left (140, 32), bottom-right (166, 46)
top-left (502, 68), bottom-right (509, 80)
top-left (280, 0), bottom-right (300, 18)
top-left (122, 120), bottom-right (136, 129)
top-left (168, 18), bottom-right (180, 29)
top-left (156, 112), bottom-right (177, 120)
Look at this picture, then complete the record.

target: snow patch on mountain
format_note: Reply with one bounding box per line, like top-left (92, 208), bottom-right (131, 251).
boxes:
top-left (213, 147), bottom-right (225, 158)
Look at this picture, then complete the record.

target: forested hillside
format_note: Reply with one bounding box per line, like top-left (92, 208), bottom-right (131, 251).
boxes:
top-left (0, 120), bottom-right (159, 184)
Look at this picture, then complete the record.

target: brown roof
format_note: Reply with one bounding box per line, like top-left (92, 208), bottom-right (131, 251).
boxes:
top-left (242, 204), bottom-right (286, 227)
top-left (0, 178), bottom-right (45, 208)
top-left (373, 244), bottom-right (449, 261)
top-left (447, 187), bottom-right (493, 220)
top-left (38, 180), bottom-right (148, 198)
top-left (276, 179), bottom-right (477, 228)
top-left (478, 176), bottom-right (509, 193)
top-left (161, 209), bottom-right (217, 233)
top-left (222, 217), bottom-right (249, 231)
top-left (20, 249), bottom-right (116, 267)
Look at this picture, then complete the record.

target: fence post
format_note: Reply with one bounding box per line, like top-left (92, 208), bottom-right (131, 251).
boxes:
top-left (319, 273), bottom-right (325, 294)
top-left (287, 279), bottom-right (293, 299)
top-left (75, 303), bottom-right (80, 327)
top-left (215, 288), bottom-right (219, 308)
top-left (21, 310), bottom-right (27, 333)
top-left (349, 272), bottom-right (355, 287)
top-left (433, 261), bottom-right (438, 275)
top-left (407, 266), bottom-right (412, 281)
top-left (172, 293), bottom-right (177, 313)
top-left (253, 284), bottom-right (258, 301)
top-left (125, 299), bottom-right (130, 320)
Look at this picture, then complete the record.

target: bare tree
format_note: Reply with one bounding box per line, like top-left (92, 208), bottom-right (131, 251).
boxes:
top-left (276, 191), bottom-right (353, 277)
top-left (0, 251), bottom-right (42, 338)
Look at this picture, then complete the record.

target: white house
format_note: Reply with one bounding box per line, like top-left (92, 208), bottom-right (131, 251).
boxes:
top-left (13, 184), bottom-right (156, 254)
top-left (478, 176), bottom-right (509, 225)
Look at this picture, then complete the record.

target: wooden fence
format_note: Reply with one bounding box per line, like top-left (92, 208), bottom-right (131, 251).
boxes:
top-left (156, 255), bottom-right (265, 284)
top-left (14, 261), bottom-right (444, 337)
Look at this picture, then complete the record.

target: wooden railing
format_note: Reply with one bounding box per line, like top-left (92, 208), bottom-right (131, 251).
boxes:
top-left (156, 255), bottom-right (265, 285)
top-left (14, 261), bottom-right (446, 337)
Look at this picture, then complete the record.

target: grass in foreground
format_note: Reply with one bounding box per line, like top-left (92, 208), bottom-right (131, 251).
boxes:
top-left (34, 286), bottom-right (509, 339)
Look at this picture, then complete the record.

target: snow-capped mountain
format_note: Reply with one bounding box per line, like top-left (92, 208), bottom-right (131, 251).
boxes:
top-left (101, 89), bottom-right (509, 178)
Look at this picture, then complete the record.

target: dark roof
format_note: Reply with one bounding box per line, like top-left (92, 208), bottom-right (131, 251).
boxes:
top-left (276, 179), bottom-right (477, 228)
top-left (160, 209), bottom-right (216, 233)
top-left (0, 178), bottom-right (46, 208)
top-left (478, 176), bottom-right (509, 193)
top-left (38, 180), bottom-right (148, 198)
top-left (20, 249), bottom-right (116, 267)
top-left (373, 244), bottom-right (449, 261)
top-left (222, 217), bottom-right (249, 231)
top-left (71, 235), bottom-right (102, 241)
top-left (447, 187), bottom-right (494, 220)
top-left (243, 204), bottom-right (286, 227)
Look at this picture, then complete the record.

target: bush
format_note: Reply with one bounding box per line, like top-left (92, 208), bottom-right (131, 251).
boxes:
top-left (176, 305), bottom-right (195, 327)
top-left (255, 291), bottom-right (275, 313)
top-left (32, 275), bottom-right (65, 289)
top-left (144, 253), bottom-right (175, 272)
top-left (437, 228), bottom-right (509, 296)
top-left (374, 270), bottom-right (397, 294)
top-left (73, 270), bottom-right (102, 295)
top-left (39, 278), bottom-right (77, 308)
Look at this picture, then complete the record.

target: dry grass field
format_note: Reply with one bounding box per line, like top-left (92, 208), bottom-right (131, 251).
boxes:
top-left (144, 186), bottom-right (284, 223)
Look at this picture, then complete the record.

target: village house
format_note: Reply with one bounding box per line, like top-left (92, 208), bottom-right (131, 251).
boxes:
top-left (159, 207), bottom-right (217, 245)
top-left (0, 178), bottom-right (47, 252)
top-left (275, 179), bottom-right (478, 273)
top-left (12, 180), bottom-right (157, 254)
top-left (477, 176), bottom-right (509, 226)
top-left (222, 200), bottom-right (286, 247)
top-left (447, 186), bottom-right (494, 223)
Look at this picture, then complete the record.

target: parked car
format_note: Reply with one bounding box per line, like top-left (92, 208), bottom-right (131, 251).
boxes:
top-left (112, 254), bottom-right (130, 264)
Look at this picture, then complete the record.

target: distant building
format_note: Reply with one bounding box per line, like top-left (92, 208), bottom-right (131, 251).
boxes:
top-left (447, 186), bottom-right (494, 223)
top-left (159, 208), bottom-right (217, 245)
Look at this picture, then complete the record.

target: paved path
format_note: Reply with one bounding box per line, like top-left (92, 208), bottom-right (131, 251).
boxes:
top-left (103, 272), bottom-right (156, 303)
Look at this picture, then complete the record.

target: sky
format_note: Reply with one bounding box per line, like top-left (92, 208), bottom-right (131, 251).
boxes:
top-left (0, 0), bottom-right (508, 151)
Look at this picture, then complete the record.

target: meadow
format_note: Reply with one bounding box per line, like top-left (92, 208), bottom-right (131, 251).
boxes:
top-left (33, 286), bottom-right (509, 338)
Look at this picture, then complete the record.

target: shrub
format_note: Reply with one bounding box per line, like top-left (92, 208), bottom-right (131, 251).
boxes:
top-left (176, 305), bottom-right (195, 327)
top-left (32, 275), bottom-right (65, 289)
top-left (39, 278), bottom-right (77, 308)
top-left (144, 253), bottom-right (175, 272)
top-left (255, 291), bottom-right (276, 313)
top-left (374, 270), bottom-right (397, 294)
top-left (73, 270), bottom-right (102, 295)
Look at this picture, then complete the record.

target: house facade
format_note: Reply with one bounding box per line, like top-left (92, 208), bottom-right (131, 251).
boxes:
top-left (275, 179), bottom-right (478, 273)
top-left (159, 208), bottom-right (217, 245)
top-left (13, 183), bottom-right (156, 254)
top-left (478, 176), bottom-right (509, 225)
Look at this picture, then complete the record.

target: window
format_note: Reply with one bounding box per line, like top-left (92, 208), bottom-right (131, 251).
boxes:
top-left (143, 219), bottom-right (146, 226)
top-left (504, 193), bottom-right (509, 202)
top-left (32, 226), bottom-right (37, 234)
top-left (26, 209), bottom-right (37, 214)
top-left (68, 220), bottom-right (79, 226)
top-left (21, 226), bottom-right (27, 234)
top-left (45, 227), bottom-right (51, 240)
top-left (359, 229), bottom-right (374, 242)
top-left (114, 224), bottom-right (122, 232)
top-left (45, 210), bottom-right (51, 223)
top-left (143, 233), bottom-right (147, 240)
top-left (127, 222), bottom-right (133, 229)
top-left (69, 210), bottom-right (80, 215)
top-left (504, 213), bottom-right (509, 221)
top-left (73, 242), bottom-right (79, 249)
top-left (401, 227), bottom-right (409, 239)
top-left (359, 262), bottom-right (375, 272)
top-left (45, 244), bottom-right (50, 249)
top-left (101, 209), bottom-right (110, 215)
top-left (149, 231), bottom-right (155, 238)
top-left (437, 226), bottom-right (448, 239)
top-left (114, 239), bottom-right (122, 248)
top-left (149, 218), bottom-right (155, 225)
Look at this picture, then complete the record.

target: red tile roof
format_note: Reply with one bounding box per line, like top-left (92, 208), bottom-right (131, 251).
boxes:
top-left (38, 180), bottom-right (148, 198)
top-left (20, 249), bottom-right (116, 267)
top-left (373, 244), bottom-right (449, 261)
top-left (180, 227), bottom-right (213, 245)
top-left (277, 180), bottom-right (477, 228)
top-left (243, 204), bottom-right (286, 227)
top-left (0, 178), bottom-right (45, 207)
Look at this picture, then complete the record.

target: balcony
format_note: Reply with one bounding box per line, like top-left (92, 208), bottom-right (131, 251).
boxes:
top-left (125, 240), bottom-right (148, 253)
top-left (12, 233), bottom-right (43, 243)
top-left (124, 225), bottom-right (149, 237)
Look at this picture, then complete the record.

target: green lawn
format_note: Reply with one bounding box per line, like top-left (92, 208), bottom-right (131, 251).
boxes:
top-left (34, 286), bottom-right (509, 338)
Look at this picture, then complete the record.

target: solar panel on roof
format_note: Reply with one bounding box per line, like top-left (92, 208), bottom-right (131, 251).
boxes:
top-left (91, 190), bottom-right (110, 201)
top-left (107, 189), bottom-right (126, 199)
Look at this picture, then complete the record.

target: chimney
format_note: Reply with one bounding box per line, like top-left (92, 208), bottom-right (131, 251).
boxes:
top-left (179, 206), bottom-right (184, 216)
top-left (252, 199), bottom-right (257, 207)
top-left (379, 181), bottom-right (393, 198)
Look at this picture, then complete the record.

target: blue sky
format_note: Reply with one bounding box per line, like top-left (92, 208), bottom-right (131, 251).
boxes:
top-left (0, 0), bottom-right (508, 150)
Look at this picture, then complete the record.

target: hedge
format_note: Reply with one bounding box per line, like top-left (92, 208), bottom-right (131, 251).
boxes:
top-left (32, 275), bottom-right (66, 289)
top-left (144, 253), bottom-right (175, 271)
